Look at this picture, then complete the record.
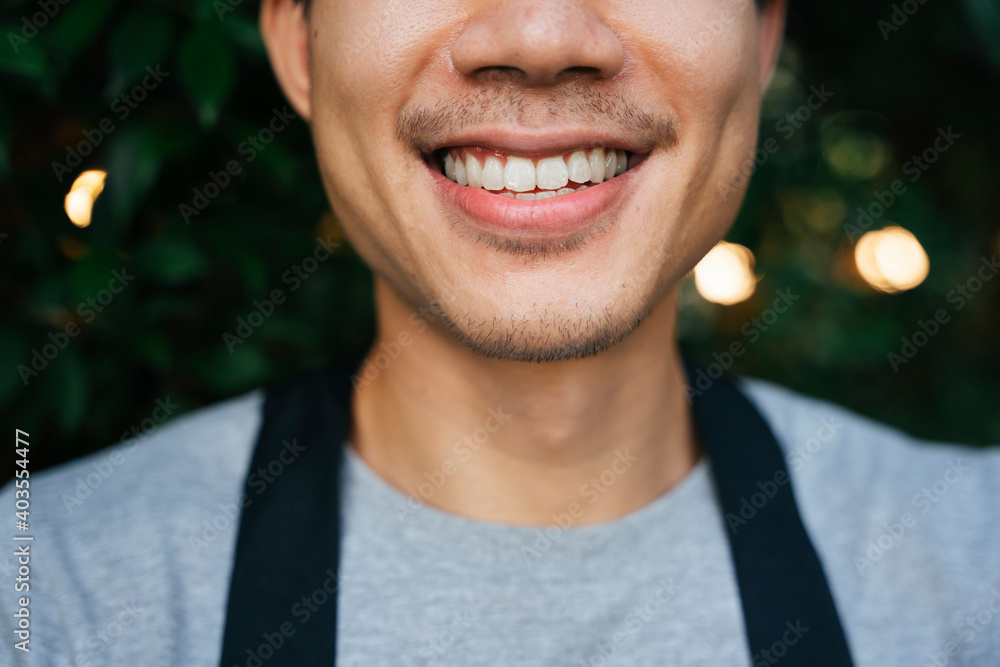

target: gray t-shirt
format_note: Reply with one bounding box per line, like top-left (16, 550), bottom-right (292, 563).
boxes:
top-left (1, 378), bottom-right (998, 666)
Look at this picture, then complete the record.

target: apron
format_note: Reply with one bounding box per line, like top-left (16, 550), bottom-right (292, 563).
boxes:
top-left (218, 356), bottom-right (855, 666)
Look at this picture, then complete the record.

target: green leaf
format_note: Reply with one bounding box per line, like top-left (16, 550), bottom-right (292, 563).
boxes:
top-left (68, 249), bottom-right (120, 305)
top-left (105, 121), bottom-right (163, 230)
top-left (132, 237), bottom-right (209, 285)
top-left (219, 11), bottom-right (267, 58)
top-left (254, 139), bottom-right (299, 190)
top-left (129, 330), bottom-right (171, 371)
top-left (106, 6), bottom-right (174, 100)
top-left (49, 345), bottom-right (88, 434)
top-left (147, 119), bottom-right (201, 162)
top-left (141, 295), bottom-right (200, 322)
top-left (46, 0), bottom-right (118, 60)
top-left (193, 345), bottom-right (272, 394)
top-left (256, 316), bottom-right (320, 349)
top-left (177, 24), bottom-right (237, 128)
top-left (0, 23), bottom-right (50, 79)
top-left (961, 0), bottom-right (1000, 69)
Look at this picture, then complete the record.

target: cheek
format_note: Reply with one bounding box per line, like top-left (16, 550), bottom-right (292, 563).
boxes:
top-left (616, 0), bottom-right (759, 120)
top-left (305, 3), bottom-right (458, 298)
top-left (308, 0), bottom-right (460, 212)
top-left (310, 0), bottom-right (456, 120)
top-left (674, 15), bottom-right (762, 216)
top-left (619, 4), bottom-right (761, 278)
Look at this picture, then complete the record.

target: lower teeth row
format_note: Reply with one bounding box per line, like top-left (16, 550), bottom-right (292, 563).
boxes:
top-left (496, 185), bottom-right (590, 200)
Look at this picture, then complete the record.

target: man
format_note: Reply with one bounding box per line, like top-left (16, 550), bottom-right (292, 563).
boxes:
top-left (2, 0), bottom-right (998, 665)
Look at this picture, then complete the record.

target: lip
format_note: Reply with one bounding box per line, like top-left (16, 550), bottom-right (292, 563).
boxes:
top-left (426, 150), bottom-right (647, 240)
top-left (418, 126), bottom-right (656, 158)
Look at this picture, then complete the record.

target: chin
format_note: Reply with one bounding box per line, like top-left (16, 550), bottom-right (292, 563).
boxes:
top-left (429, 281), bottom-right (663, 363)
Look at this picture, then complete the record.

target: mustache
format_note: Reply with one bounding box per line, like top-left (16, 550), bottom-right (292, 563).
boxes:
top-left (397, 78), bottom-right (678, 153)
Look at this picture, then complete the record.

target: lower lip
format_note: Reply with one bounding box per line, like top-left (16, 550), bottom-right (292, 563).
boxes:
top-left (428, 156), bottom-right (643, 239)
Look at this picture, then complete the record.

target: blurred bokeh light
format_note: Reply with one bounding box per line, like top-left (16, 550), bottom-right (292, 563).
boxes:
top-left (694, 242), bottom-right (758, 305)
top-left (854, 226), bottom-right (930, 293)
top-left (63, 169), bottom-right (106, 228)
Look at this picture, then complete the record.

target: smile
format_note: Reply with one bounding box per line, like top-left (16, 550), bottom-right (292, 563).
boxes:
top-left (433, 146), bottom-right (635, 200)
top-left (423, 136), bottom-right (650, 244)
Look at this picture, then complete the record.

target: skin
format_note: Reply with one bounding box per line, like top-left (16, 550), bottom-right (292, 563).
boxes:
top-left (260, 0), bottom-right (786, 525)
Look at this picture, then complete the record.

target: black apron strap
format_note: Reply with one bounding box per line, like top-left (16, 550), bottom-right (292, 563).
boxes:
top-left (218, 362), bottom-right (355, 667)
top-left (219, 356), bottom-right (854, 666)
top-left (682, 357), bottom-right (854, 666)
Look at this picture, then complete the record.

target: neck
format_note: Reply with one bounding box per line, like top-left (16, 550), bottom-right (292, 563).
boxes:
top-left (348, 277), bottom-right (700, 526)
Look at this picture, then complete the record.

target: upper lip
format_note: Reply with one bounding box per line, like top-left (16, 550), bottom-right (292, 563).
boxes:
top-left (419, 126), bottom-right (655, 158)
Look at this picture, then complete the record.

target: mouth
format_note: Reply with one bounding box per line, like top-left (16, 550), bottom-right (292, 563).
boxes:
top-left (422, 143), bottom-right (649, 242)
top-left (430, 145), bottom-right (641, 198)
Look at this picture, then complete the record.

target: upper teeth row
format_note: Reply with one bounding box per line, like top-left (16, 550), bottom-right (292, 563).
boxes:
top-left (443, 148), bottom-right (629, 192)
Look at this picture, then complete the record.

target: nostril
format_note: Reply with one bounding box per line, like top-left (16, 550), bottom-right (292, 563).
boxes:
top-left (557, 66), bottom-right (602, 80)
top-left (450, 4), bottom-right (625, 85)
top-left (470, 66), bottom-right (528, 84)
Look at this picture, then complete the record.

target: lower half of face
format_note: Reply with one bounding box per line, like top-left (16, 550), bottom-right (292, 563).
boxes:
top-left (308, 0), bottom-right (765, 362)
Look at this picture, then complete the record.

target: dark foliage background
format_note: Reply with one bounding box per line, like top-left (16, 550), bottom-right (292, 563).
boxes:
top-left (1, 0), bottom-right (998, 477)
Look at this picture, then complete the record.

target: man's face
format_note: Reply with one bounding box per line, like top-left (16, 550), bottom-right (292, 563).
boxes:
top-left (265, 0), bottom-right (784, 361)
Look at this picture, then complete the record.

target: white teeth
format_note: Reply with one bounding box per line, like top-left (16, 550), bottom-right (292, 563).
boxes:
top-left (604, 151), bottom-right (616, 180)
top-left (444, 153), bottom-right (456, 182)
top-left (588, 148), bottom-right (605, 184)
top-left (482, 156), bottom-right (505, 191)
top-left (567, 150), bottom-right (591, 183)
top-left (504, 156), bottom-right (536, 192)
top-left (536, 156), bottom-right (569, 190)
top-left (442, 147), bottom-right (634, 198)
top-left (465, 153), bottom-right (482, 188)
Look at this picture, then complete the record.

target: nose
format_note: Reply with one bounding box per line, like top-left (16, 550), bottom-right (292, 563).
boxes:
top-left (451, 0), bottom-right (625, 86)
